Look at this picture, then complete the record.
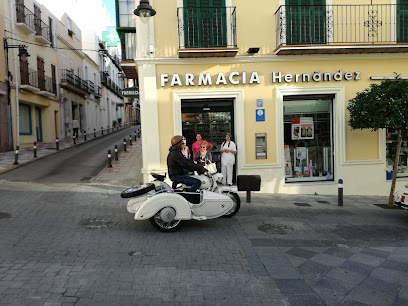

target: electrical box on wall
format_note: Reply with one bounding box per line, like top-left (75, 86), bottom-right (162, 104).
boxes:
top-left (256, 133), bottom-right (267, 159)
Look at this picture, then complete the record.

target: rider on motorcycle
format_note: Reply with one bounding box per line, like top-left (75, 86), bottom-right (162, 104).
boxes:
top-left (167, 135), bottom-right (206, 192)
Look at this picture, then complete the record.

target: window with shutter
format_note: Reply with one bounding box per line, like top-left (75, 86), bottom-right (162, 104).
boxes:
top-left (16, 0), bottom-right (25, 23)
top-left (285, 0), bottom-right (326, 45)
top-left (34, 4), bottom-right (42, 36)
top-left (397, 0), bottom-right (408, 42)
top-left (37, 57), bottom-right (45, 91)
top-left (183, 0), bottom-right (227, 48)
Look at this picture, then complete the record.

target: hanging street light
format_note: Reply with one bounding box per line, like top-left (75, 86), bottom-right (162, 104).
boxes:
top-left (134, 0), bottom-right (156, 24)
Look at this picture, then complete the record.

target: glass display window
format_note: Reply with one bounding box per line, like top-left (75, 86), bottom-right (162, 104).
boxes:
top-left (386, 129), bottom-right (408, 178)
top-left (283, 98), bottom-right (334, 183)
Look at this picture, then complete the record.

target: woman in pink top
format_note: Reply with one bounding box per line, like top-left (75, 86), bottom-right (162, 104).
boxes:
top-left (192, 132), bottom-right (213, 158)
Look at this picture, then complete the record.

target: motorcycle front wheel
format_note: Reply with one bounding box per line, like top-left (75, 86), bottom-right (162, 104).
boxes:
top-left (221, 192), bottom-right (241, 218)
top-left (149, 207), bottom-right (183, 232)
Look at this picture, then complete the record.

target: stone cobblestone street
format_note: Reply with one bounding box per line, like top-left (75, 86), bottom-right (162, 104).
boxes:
top-left (1, 180), bottom-right (408, 305)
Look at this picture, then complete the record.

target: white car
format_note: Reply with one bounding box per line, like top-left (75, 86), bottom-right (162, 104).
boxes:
top-left (395, 184), bottom-right (408, 210)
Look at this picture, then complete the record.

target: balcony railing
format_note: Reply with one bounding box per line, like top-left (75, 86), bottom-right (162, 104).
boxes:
top-left (15, 3), bottom-right (35, 32)
top-left (95, 86), bottom-right (101, 97)
top-left (177, 7), bottom-right (237, 49)
top-left (275, 4), bottom-right (408, 48)
top-left (61, 69), bottom-right (74, 85)
top-left (20, 67), bottom-right (37, 88)
top-left (43, 75), bottom-right (57, 95)
top-left (88, 80), bottom-right (95, 94)
top-left (37, 74), bottom-right (46, 91)
top-left (34, 18), bottom-right (50, 42)
top-left (81, 79), bottom-right (88, 92)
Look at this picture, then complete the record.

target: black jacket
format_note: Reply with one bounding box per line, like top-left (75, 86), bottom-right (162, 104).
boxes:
top-left (167, 146), bottom-right (203, 180)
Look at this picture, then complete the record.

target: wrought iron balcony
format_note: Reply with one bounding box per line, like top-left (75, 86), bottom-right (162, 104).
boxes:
top-left (61, 69), bottom-right (87, 96)
top-left (275, 4), bottom-right (408, 55)
top-left (88, 80), bottom-right (95, 94)
top-left (41, 75), bottom-right (57, 96)
top-left (34, 18), bottom-right (51, 44)
top-left (20, 67), bottom-right (38, 90)
top-left (177, 7), bottom-right (238, 58)
top-left (15, 3), bottom-right (36, 34)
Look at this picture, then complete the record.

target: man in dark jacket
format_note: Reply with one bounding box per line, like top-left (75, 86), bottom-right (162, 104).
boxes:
top-left (168, 135), bottom-right (206, 191)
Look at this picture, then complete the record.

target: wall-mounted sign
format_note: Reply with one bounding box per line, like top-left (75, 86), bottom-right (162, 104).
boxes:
top-left (273, 70), bottom-right (361, 83)
top-left (256, 99), bottom-right (263, 107)
top-left (256, 109), bottom-right (265, 122)
top-left (102, 27), bottom-right (120, 47)
top-left (160, 72), bottom-right (261, 87)
top-left (121, 87), bottom-right (139, 98)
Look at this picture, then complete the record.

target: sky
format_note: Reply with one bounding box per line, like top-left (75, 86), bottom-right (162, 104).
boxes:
top-left (102, 0), bottom-right (117, 25)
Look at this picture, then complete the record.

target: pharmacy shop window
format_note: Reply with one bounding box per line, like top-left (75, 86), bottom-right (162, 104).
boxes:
top-left (386, 129), bottom-right (408, 178)
top-left (283, 97), bottom-right (334, 183)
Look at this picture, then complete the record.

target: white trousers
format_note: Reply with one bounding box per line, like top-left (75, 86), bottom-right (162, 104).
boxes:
top-left (221, 164), bottom-right (234, 185)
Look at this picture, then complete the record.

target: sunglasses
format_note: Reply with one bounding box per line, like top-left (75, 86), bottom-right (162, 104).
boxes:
top-left (201, 146), bottom-right (206, 148)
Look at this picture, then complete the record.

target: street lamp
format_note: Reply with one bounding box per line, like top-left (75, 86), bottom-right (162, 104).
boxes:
top-left (3, 38), bottom-right (30, 149)
top-left (134, 0), bottom-right (156, 24)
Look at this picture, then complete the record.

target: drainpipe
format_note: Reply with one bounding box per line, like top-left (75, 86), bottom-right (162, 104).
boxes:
top-left (9, 0), bottom-right (20, 147)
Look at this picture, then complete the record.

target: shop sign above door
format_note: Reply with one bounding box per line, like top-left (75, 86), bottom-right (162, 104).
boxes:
top-left (121, 87), bottom-right (139, 98)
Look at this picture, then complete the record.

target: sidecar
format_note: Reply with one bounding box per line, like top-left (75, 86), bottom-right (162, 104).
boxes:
top-left (126, 188), bottom-right (233, 232)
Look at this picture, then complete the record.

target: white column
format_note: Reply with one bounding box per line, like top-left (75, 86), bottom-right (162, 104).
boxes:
top-left (138, 63), bottom-right (160, 182)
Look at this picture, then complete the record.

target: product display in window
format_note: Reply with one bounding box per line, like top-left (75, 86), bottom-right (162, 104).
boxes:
top-left (283, 99), bottom-right (334, 183)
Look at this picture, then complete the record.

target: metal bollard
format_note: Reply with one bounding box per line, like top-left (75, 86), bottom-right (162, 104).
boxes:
top-left (56, 138), bottom-right (59, 150)
top-left (33, 142), bottom-right (37, 158)
top-left (115, 145), bottom-right (118, 160)
top-left (134, 131), bottom-right (137, 141)
top-left (138, 131), bottom-right (141, 138)
top-left (129, 135), bottom-right (132, 146)
top-left (13, 146), bottom-right (19, 165)
top-left (84, 131), bottom-right (87, 142)
top-left (94, 128), bottom-right (96, 138)
top-left (117, 125), bottom-right (119, 131)
top-left (338, 179), bottom-right (343, 206)
top-left (73, 135), bottom-right (76, 145)
top-left (123, 139), bottom-right (127, 152)
top-left (101, 127), bottom-right (104, 136)
top-left (107, 150), bottom-right (112, 168)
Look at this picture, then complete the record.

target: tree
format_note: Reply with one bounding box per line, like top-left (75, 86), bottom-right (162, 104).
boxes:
top-left (347, 75), bottom-right (408, 206)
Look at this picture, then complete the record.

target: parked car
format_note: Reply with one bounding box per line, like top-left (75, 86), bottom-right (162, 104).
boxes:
top-left (394, 184), bottom-right (408, 210)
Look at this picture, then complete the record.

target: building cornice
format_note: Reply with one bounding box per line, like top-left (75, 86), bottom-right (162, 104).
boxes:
top-left (130, 53), bottom-right (408, 66)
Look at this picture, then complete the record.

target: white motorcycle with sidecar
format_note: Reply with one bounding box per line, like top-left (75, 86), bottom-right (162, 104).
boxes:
top-left (121, 172), bottom-right (241, 232)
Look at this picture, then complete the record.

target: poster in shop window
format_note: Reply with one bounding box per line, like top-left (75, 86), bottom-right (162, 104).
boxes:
top-left (284, 145), bottom-right (292, 177)
top-left (292, 117), bottom-right (314, 140)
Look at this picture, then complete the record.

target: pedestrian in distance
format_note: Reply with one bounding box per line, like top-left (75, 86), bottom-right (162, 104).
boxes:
top-left (220, 133), bottom-right (236, 186)
top-left (72, 118), bottom-right (79, 138)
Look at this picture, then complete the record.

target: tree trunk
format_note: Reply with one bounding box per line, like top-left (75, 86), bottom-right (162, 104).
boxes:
top-left (388, 131), bottom-right (402, 207)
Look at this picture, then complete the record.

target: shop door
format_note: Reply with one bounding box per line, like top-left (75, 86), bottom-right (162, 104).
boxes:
top-left (35, 106), bottom-right (43, 142)
top-left (183, 0), bottom-right (227, 48)
top-left (285, 0), bottom-right (326, 45)
top-left (181, 98), bottom-right (235, 178)
top-left (397, 0), bottom-right (408, 42)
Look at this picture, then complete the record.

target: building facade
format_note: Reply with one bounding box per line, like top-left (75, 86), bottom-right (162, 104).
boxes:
top-left (4, 0), bottom-right (61, 148)
top-left (0, 3), bottom-right (9, 151)
top-left (106, 1), bottom-right (408, 195)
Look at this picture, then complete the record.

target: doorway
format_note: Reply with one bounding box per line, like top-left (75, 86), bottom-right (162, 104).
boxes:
top-left (181, 98), bottom-right (235, 180)
top-left (35, 106), bottom-right (43, 142)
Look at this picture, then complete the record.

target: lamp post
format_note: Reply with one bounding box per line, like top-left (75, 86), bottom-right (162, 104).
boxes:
top-left (3, 38), bottom-right (30, 150)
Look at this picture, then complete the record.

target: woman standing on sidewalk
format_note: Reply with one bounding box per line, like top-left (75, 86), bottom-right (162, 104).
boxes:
top-left (220, 133), bottom-right (236, 186)
top-left (192, 132), bottom-right (213, 158)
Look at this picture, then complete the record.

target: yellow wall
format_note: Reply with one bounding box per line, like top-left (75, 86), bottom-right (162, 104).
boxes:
top-left (156, 57), bottom-right (408, 167)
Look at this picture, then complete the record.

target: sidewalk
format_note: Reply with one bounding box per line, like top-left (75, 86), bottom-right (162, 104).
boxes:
top-left (0, 125), bottom-right (139, 174)
top-left (91, 137), bottom-right (142, 187)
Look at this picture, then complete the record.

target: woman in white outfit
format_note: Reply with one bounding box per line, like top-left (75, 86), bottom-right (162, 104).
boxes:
top-left (220, 133), bottom-right (236, 186)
